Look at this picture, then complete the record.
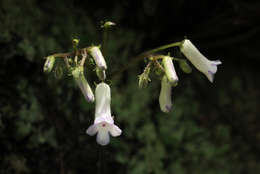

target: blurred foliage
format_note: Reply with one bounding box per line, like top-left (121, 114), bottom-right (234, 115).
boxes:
top-left (1, 0), bottom-right (260, 174)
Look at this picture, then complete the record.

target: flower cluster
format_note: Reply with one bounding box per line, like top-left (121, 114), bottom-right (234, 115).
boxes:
top-left (44, 35), bottom-right (222, 146)
top-left (86, 47), bottom-right (122, 145)
top-left (44, 44), bottom-right (122, 146)
top-left (84, 47), bottom-right (122, 145)
top-left (139, 39), bottom-right (222, 113)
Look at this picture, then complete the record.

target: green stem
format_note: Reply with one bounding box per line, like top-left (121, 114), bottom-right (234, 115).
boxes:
top-left (154, 60), bottom-right (165, 72)
top-left (80, 49), bottom-right (88, 66)
top-left (110, 41), bottom-right (182, 78)
top-left (172, 57), bottom-right (183, 61)
top-left (146, 42), bottom-right (182, 55)
top-left (102, 29), bottom-right (108, 56)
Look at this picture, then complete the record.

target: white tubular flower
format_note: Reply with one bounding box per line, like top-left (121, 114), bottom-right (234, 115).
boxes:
top-left (72, 66), bottom-right (95, 102)
top-left (180, 39), bottom-right (222, 83)
top-left (89, 46), bottom-right (107, 70)
top-left (86, 83), bottom-right (122, 146)
top-left (159, 75), bottom-right (173, 113)
top-left (162, 56), bottom-right (179, 86)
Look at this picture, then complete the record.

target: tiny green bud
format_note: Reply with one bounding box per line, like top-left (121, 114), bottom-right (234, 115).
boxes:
top-left (138, 74), bottom-right (151, 89)
top-left (179, 59), bottom-right (192, 73)
top-left (43, 56), bottom-right (55, 73)
top-left (72, 39), bottom-right (79, 47)
top-left (102, 21), bottom-right (116, 28)
top-left (54, 66), bottom-right (63, 79)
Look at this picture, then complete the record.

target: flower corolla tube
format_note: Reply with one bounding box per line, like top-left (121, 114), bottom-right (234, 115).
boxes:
top-left (180, 39), bottom-right (222, 82)
top-left (72, 66), bottom-right (95, 102)
top-left (86, 82), bottom-right (122, 146)
top-left (159, 75), bottom-right (173, 113)
top-left (162, 56), bottom-right (179, 86)
top-left (89, 46), bottom-right (107, 70)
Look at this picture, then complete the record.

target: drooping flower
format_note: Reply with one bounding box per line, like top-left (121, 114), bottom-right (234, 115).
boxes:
top-left (86, 82), bottom-right (122, 146)
top-left (162, 56), bottom-right (179, 86)
top-left (72, 66), bottom-right (94, 102)
top-left (89, 46), bottom-right (107, 70)
top-left (159, 75), bottom-right (173, 113)
top-left (180, 39), bottom-right (222, 83)
top-left (43, 56), bottom-right (55, 73)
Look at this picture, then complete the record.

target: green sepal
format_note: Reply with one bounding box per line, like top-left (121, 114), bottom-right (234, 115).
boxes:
top-left (54, 66), bottom-right (63, 79)
top-left (179, 59), bottom-right (192, 74)
top-left (138, 65), bottom-right (151, 89)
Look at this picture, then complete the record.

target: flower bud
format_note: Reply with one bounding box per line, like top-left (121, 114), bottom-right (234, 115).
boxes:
top-left (159, 75), bottom-right (173, 113)
top-left (89, 46), bottom-right (107, 70)
top-left (102, 21), bottom-right (116, 28)
top-left (162, 56), bottom-right (179, 86)
top-left (138, 66), bottom-right (151, 89)
top-left (54, 66), bottom-right (63, 79)
top-left (138, 74), bottom-right (150, 89)
top-left (72, 39), bottom-right (79, 47)
top-left (72, 66), bottom-right (94, 102)
top-left (43, 56), bottom-right (55, 73)
top-left (179, 59), bottom-right (192, 73)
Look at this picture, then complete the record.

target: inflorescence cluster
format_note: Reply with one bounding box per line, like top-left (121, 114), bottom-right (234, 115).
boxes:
top-left (43, 22), bottom-right (222, 145)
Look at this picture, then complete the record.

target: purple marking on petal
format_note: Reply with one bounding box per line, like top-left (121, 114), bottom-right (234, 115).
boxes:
top-left (79, 85), bottom-right (94, 102)
top-left (85, 92), bottom-right (94, 102)
top-left (85, 95), bottom-right (93, 102)
top-left (46, 59), bottom-right (50, 66)
top-left (165, 105), bottom-right (172, 112)
top-left (208, 70), bottom-right (214, 75)
top-left (207, 70), bottom-right (215, 82)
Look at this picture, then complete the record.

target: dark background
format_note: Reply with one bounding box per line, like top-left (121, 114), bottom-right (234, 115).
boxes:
top-left (1, 0), bottom-right (260, 174)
